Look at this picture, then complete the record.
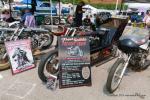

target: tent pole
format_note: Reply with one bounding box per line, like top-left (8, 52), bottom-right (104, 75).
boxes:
top-left (50, 0), bottom-right (53, 30)
top-left (119, 0), bottom-right (124, 13)
top-left (73, 0), bottom-right (75, 16)
top-left (27, 0), bottom-right (28, 8)
top-left (115, 0), bottom-right (119, 14)
top-left (59, 0), bottom-right (60, 24)
top-left (8, 0), bottom-right (12, 17)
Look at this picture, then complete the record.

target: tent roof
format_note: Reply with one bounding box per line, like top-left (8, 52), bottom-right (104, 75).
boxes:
top-left (21, 0), bottom-right (31, 4)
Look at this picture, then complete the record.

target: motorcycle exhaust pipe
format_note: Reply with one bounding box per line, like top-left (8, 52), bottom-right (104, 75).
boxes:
top-left (38, 40), bottom-right (47, 49)
top-left (2, 53), bottom-right (7, 60)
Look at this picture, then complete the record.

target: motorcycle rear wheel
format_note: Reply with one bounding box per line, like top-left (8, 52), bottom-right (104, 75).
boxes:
top-left (106, 58), bottom-right (125, 93)
top-left (0, 58), bottom-right (10, 71)
top-left (0, 44), bottom-right (10, 71)
top-left (38, 49), bottom-right (59, 82)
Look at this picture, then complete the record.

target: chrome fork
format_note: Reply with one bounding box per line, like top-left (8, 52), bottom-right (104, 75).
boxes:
top-left (120, 54), bottom-right (132, 78)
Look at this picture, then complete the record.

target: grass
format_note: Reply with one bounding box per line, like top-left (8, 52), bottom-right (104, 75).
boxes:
top-left (92, 4), bottom-right (128, 10)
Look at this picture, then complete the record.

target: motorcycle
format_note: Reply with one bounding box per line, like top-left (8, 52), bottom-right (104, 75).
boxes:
top-left (38, 18), bottom-right (128, 83)
top-left (0, 25), bottom-right (53, 71)
top-left (0, 27), bottom-right (21, 70)
top-left (106, 26), bottom-right (150, 93)
top-left (20, 28), bottom-right (53, 50)
top-left (38, 27), bottom-right (77, 82)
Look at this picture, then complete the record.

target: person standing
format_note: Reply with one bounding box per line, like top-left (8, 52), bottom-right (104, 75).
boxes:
top-left (75, 1), bottom-right (85, 27)
top-left (21, 8), bottom-right (36, 28)
top-left (143, 10), bottom-right (150, 28)
top-left (31, 0), bottom-right (37, 14)
top-left (83, 15), bottom-right (91, 26)
top-left (21, 8), bottom-right (32, 23)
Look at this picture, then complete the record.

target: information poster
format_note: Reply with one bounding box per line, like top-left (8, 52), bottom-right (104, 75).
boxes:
top-left (5, 39), bottom-right (35, 74)
top-left (58, 36), bottom-right (91, 88)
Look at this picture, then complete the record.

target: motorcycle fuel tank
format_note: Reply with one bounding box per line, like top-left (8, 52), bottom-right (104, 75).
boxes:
top-left (118, 39), bottom-right (139, 53)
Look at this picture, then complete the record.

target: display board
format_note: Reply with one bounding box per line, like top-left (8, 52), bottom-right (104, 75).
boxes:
top-left (58, 36), bottom-right (91, 88)
top-left (5, 39), bottom-right (35, 74)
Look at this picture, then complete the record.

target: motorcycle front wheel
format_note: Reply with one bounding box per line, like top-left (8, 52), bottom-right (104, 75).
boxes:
top-left (38, 49), bottom-right (59, 82)
top-left (0, 44), bottom-right (10, 71)
top-left (106, 58), bottom-right (125, 93)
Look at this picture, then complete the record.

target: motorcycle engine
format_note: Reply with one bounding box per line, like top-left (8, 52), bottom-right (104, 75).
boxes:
top-left (130, 49), bottom-right (149, 69)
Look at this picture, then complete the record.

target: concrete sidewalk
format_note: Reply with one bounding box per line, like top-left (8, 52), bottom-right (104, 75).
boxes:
top-left (0, 58), bottom-right (150, 100)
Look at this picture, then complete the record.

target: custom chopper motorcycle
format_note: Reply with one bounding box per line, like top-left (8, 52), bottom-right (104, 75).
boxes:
top-left (0, 24), bottom-right (53, 70)
top-left (38, 17), bottom-right (128, 83)
top-left (106, 26), bottom-right (150, 93)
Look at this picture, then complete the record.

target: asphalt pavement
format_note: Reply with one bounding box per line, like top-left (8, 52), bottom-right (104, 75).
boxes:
top-left (0, 56), bottom-right (150, 100)
top-left (0, 36), bottom-right (150, 100)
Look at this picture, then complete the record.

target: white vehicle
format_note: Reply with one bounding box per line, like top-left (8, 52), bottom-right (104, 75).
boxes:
top-left (125, 3), bottom-right (150, 13)
top-left (0, 0), bottom-right (4, 8)
top-left (82, 4), bottom-right (98, 17)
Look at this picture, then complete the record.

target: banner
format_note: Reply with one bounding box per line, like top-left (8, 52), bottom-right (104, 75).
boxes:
top-left (5, 39), bottom-right (35, 74)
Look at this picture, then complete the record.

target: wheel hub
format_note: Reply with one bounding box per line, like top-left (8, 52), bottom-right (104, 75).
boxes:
top-left (46, 59), bottom-right (59, 74)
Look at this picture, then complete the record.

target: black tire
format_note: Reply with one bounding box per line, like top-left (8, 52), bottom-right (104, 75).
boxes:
top-left (106, 58), bottom-right (125, 93)
top-left (53, 18), bottom-right (59, 25)
top-left (44, 16), bottom-right (51, 25)
top-left (38, 49), bottom-right (58, 83)
top-left (0, 57), bottom-right (10, 71)
top-left (0, 44), bottom-right (10, 71)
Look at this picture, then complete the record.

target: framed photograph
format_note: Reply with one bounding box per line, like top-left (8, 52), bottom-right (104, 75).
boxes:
top-left (5, 39), bottom-right (35, 74)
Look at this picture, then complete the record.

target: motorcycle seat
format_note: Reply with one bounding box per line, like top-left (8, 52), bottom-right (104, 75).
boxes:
top-left (51, 26), bottom-right (67, 36)
top-left (44, 25), bottom-right (67, 36)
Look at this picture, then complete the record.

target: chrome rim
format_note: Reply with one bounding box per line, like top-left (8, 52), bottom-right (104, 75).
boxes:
top-left (44, 17), bottom-right (51, 25)
top-left (44, 53), bottom-right (59, 77)
top-left (54, 19), bottom-right (59, 25)
top-left (111, 62), bottom-right (124, 90)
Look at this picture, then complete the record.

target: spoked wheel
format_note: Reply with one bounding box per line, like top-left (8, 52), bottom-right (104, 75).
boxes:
top-left (53, 18), bottom-right (59, 25)
top-left (0, 44), bottom-right (10, 71)
top-left (38, 49), bottom-right (59, 82)
top-left (44, 16), bottom-right (51, 25)
top-left (106, 58), bottom-right (125, 93)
